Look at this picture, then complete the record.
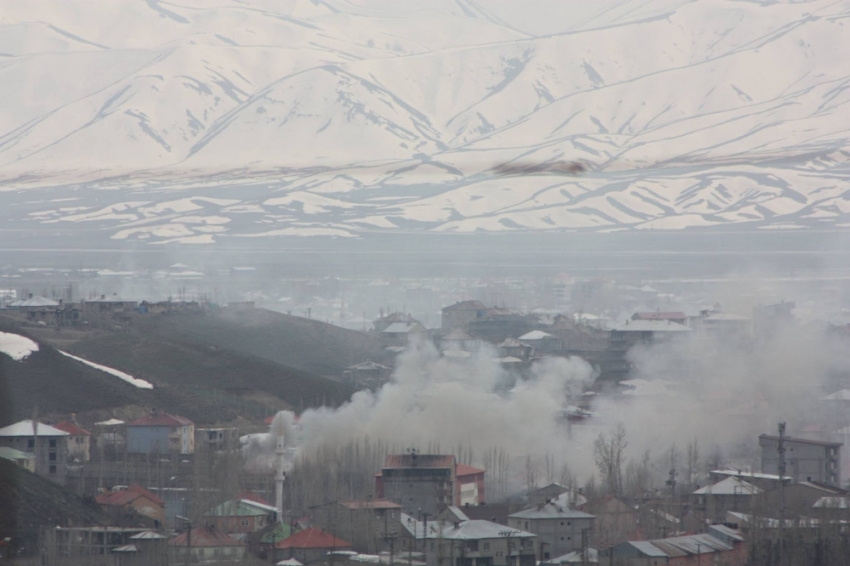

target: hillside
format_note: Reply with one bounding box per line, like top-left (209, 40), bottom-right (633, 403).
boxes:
top-left (63, 315), bottom-right (357, 406)
top-left (131, 308), bottom-right (388, 377)
top-left (1, 319), bottom-right (354, 426)
top-left (1, 0), bottom-right (850, 241)
top-left (0, 458), bottom-right (107, 535)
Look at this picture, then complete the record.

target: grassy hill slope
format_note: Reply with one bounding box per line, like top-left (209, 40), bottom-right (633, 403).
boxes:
top-left (0, 458), bottom-right (107, 535)
top-left (132, 309), bottom-right (388, 377)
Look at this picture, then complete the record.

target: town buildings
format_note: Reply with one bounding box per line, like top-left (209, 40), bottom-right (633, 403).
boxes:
top-left (126, 411), bottom-right (195, 455)
top-left (0, 420), bottom-right (69, 483)
top-left (169, 526), bottom-right (245, 563)
top-left (96, 485), bottom-right (166, 527)
top-left (275, 527), bottom-right (352, 564)
top-left (759, 434), bottom-right (842, 486)
top-left (508, 502), bottom-right (595, 559)
top-left (377, 453), bottom-right (458, 517)
top-left (53, 419), bottom-right (91, 462)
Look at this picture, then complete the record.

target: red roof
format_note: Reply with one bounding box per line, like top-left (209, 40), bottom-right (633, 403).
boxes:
top-left (456, 464), bottom-right (485, 477)
top-left (170, 527), bottom-right (244, 548)
top-left (276, 528), bottom-right (351, 550)
top-left (129, 412), bottom-right (193, 427)
top-left (632, 312), bottom-right (687, 321)
top-left (238, 490), bottom-right (271, 506)
top-left (127, 484), bottom-right (165, 506)
top-left (96, 485), bottom-right (164, 507)
top-left (53, 420), bottom-right (91, 436)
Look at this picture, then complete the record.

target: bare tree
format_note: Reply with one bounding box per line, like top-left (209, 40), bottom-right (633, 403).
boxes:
top-left (593, 422), bottom-right (628, 496)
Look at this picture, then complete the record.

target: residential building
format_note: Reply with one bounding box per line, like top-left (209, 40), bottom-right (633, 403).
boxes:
top-left (343, 361), bottom-right (393, 389)
top-left (382, 322), bottom-right (427, 346)
top-left (311, 498), bottom-right (403, 554)
top-left (53, 419), bottom-right (91, 462)
top-left (440, 329), bottom-right (476, 352)
top-left (756, 481), bottom-right (848, 519)
top-left (759, 434), bottom-right (841, 486)
top-left (96, 485), bottom-right (166, 527)
top-left (419, 508), bottom-right (538, 566)
top-left (206, 499), bottom-right (277, 536)
top-left (374, 312), bottom-right (420, 333)
top-left (169, 526), bottom-right (245, 564)
top-left (457, 464), bottom-right (486, 506)
top-left (631, 312), bottom-right (688, 326)
top-left (508, 502), bottom-right (595, 560)
top-left (540, 548), bottom-right (598, 565)
top-left (377, 453), bottom-right (457, 517)
top-left (275, 527), bottom-right (352, 564)
top-left (126, 410), bottom-right (194, 455)
top-left (528, 484), bottom-right (571, 507)
top-left (752, 301), bottom-right (795, 339)
top-left (0, 446), bottom-right (34, 472)
top-left (706, 469), bottom-right (791, 492)
top-left (195, 427), bottom-right (239, 452)
top-left (610, 320), bottom-right (691, 352)
top-left (0, 420), bottom-right (69, 483)
top-left (498, 338), bottom-right (533, 361)
top-left (600, 532), bottom-right (743, 566)
top-left (442, 301), bottom-right (488, 332)
top-left (692, 477), bottom-right (761, 523)
top-left (516, 331), bottom-right (561, 354)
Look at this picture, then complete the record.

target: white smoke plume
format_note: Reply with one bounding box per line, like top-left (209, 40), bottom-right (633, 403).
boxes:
top-left (295, 339), bottom-right (595, 471)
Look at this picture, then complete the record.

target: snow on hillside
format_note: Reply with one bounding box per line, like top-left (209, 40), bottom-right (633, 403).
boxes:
top-left (2, 0), bottom-right (850, 240)
top-left (58, 351), bottom-right (154, 389)
top-left (0, 332), bottom-right (39, 361)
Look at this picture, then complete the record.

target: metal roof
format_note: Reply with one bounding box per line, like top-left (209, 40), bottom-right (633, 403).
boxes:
top-left (426, 521), bottom-right (535, 540)
top-left (518, 330), bottom-right (553, 340)
top-left (207, 500), bottom-right (273, 517)
top-left (383, 454), bottom-right (455, 469)
top-left (623, 541), bottom-right (668, 557)
top-left (650, 534), bottom-right (731, 556)
top-left (510, 503), bottom-right (595, 520)
top-left (382, 322), bottom-right (425, 334)
top-left (0, 447), bottom-right (33, 461)
top-left (130, 531), bottom-right (168, 540)
top-left (614, 320), bottom-right (691, 332)
top-left (542, 549), bottom-right (598, 564)
top-left (9, 296), bottom-right (60, 307)
top-left (693, 477), bottom-right (761, 496)
top-left (813, 496), bottom-right (850, 509)
top-left (0, 420), bottom-right (70, 437)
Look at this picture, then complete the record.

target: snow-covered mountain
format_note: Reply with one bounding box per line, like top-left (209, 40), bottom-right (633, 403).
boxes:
top-left (3, 0), bottom-right (850, 243)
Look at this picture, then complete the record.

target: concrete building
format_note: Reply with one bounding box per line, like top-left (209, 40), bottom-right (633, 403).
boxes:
top-left (753, 301), bottom-right (795, 339)
top-left (759, 434), bottom-right (842, 486)
top-left (692, 477), bottom-right (762, 524)
top-left (195, 427), bottom-right (239, 452)
top-left (96, 485), bottom-right (166, 527)
top-left (53, 419), bottom-right (91, 463)
top-left (610, 320), bottom-right (691, 352)
top-left (0, 420), bottom-right (69, 483)
top-left (382, 322), bottom-right (427, 346)
top-left (508, 503), bottom-right (595, 560)
top-left (0, 446), bottom-right (35, 472)
top-left (442, 301), bottom-right (488, 332)
top-left (311, 498), bottom-right (403, 554)
top-left (631, 312), bottom-right (688, 326)
top-left (457, 464), bottom-right (486, 506)
top-left (275, 527), bottom-right (352, 564)
top-left (169, 526), bottom-right (245, 564)
top-left (206, 499), bottom-right (277, 536)
top-left (374, 312), bottom-right (420, 333)
top-left (600, 532), bottom-right (743, 566)
top-left (377, 453), bottom-right (457, 517)
top-left (416, 508), bottom-right (538, 566)
top-left (127, 410), bottom-right (194, 455)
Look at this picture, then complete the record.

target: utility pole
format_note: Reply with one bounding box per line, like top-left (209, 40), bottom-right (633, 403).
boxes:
top-left (499, 530), bottom-right (517, 566)
top-left (777, 422), bottom-right (787, 566)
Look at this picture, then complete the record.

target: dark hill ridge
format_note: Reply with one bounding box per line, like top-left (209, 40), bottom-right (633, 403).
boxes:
top-left (66, 328), bottom-right (354, 410)
top-left (0, 458), bottom-right (106, 535)
top-left (1, 319), bottom-right (354, 427)
top-left (131, 308), bottom-right (388, 377)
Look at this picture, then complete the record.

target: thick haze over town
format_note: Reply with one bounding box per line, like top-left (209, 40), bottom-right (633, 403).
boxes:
top-left (3, 2), bottom-right (850, 566)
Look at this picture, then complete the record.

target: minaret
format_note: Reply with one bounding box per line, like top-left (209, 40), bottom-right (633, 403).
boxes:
top-left (274, 419), bottom-right (286, 523)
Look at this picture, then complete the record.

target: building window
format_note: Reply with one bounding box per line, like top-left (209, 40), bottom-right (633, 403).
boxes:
top-left (524, 522), bottom-right (528, 530)
top-left (483, 543), bottom-right (490, 551)
top-left (28, 439), bottom-right (34, 449)
top-left (49, 465), bottom-right (56, 474)
top-left (49, 439), bottom-right (56, 448)
top-left (49, 452), bottom-right (56, 461)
